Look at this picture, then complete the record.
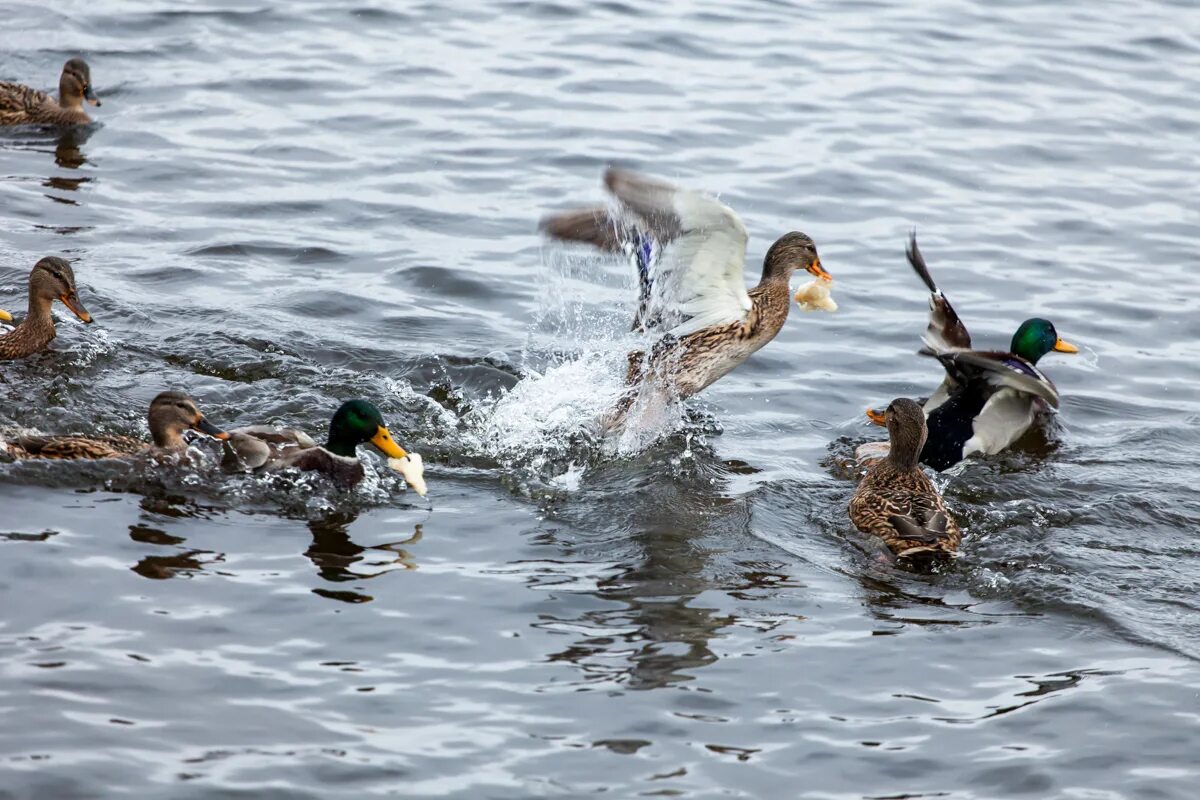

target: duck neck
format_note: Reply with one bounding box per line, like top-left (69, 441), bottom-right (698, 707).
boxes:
top-left (325, 432), bottom-right (360, 459)
top-left (886, 426), bottom-right (925, 471)
top-left (152, 427), bottom-right (187, 450)
top-left (0, 295), bottom-right (56, 359)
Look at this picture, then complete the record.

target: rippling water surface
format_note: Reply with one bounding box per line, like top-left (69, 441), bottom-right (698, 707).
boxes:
top-left (3, 1), bottom-right (1200, 797)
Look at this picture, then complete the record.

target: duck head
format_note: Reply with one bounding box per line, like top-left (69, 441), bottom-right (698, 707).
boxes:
top-left (59, 58), bottom-right (100, 110)
top-left (762, 231), bottom-right (831, 283)
top-left (30, 257), bottom-right (92, 323)
top-left (882, 397), bottom-right (927, 470)
top-left (1011, 318), bottom-right (1077, 364)
top-left (149, 392), bottom-right (229, 449)
top-left (326, 399), bottom-right (408, 460)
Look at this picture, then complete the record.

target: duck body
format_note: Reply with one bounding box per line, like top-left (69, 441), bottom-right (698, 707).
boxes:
top-left (224, 426), bottom-right (367, 488)
top-left (850, 398), bottom-right (961, 564)
top-left (0, 59), bottom-right (101, 126)
top-left (3, 392), bottom-right (228, 461)
top-left (867, 234), bottom-right (1076, 470)
top-left (541, 168), bottom-right (832, 428)
top-left (222, 400), bottom-right (409, 489)
top-left (1, 256), bottom-right (93, 360)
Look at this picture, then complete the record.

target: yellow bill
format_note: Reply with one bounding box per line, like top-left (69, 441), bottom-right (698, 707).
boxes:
top-left (1053, 338), bottom-right (1078, 354)
top-left (371, 426), bottom-right (408, 459)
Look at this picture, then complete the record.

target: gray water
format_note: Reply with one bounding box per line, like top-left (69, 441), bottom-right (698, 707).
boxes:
top-left (2, 1), bottom-right (1200, 797)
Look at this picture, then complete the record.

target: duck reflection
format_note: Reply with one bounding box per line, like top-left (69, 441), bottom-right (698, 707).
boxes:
top-left (537, 460), bottom-right (760, 690)
top-left (128, 522), bottom-right (224, 580)
top-left (42, 128), bottom-right (94, 198)
top-left (305, 512), bottom-right (422, 601)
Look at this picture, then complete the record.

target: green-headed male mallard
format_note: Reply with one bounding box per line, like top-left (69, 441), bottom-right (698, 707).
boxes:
top-left (866, 234), bottom-right (1078, 471)
top-left (850, 397), bottom-right (961, 564)
top-left (4, 391), bottom-right (228, 460)
top-left (0, 257), bottom-right (93, 360)
top-left (0, 58), bottom-right (101, 126)
top-left (540, 168), bottom-right (833, 428)
top-left (223, 399), bottom-right (419, 491)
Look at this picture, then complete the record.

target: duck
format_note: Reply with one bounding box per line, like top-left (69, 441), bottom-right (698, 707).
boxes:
top-left (4, 391), bottom-right (228, 460)
top-left (540, 168), bottom-right (834, 428)
top-left (850, 397), bottom-right (961, 564)
top-left (865, 234), bottom-right (1078, 471)
top-left (0, 256), bottom-right (94, 360)
top-left (0, 58), bottom-right (101, 126)
top-left (222, 399), bottom-right (418, 490)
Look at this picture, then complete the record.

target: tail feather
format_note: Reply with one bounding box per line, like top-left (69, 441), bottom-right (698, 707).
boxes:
top-left (888, 513), bottom-right (950, 545)
top-left (906, 231), bottom-right (939, 294)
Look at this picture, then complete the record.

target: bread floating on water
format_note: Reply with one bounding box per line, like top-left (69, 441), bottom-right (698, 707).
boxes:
top-left (389, 453), bottom-right (427, 496)
top-left (794, 277), bottom-right (837, 312)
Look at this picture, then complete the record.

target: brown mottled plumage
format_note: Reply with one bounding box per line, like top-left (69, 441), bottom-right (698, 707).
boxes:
top-left (4, 392), bottom-right (229, 461)
top-left (849, 398), bottom-right (961, 564)
top-left (0, 58), bottom-right (101, 126)
top-left (0, 257), bottom-right (94, 360)
top-left (540, 169), bottom-right (830, 426)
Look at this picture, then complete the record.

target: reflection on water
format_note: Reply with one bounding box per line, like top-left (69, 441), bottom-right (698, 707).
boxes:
top-left (305, 512), bottom-right (422, 590)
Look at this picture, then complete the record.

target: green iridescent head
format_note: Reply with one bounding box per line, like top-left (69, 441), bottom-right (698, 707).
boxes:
top-left (326, 399), bottom-right (408, 460)
top-left (1010, 318), bottom-right (1078, 364)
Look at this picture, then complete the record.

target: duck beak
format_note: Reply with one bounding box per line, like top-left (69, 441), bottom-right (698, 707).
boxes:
top-left (59, 293), bottom-right (92, 324)
top-left (371, 425), bottom-right (408, 459)
top-left (1053, 338), bottom-right (1078, 354)
top-left (866, 408), bottom-right (887, 426)
top-left (806, 259), bottom-right (832, 281)
top-left (194, 416), bottom-right (230, 440)
top-left (84, 85), bottom-right (101, 107)
top-left (0, 309), bottom-right (11, 322)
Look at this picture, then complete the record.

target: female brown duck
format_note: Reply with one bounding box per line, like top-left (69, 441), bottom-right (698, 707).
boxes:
top-left (850, 398), bottom-right (961, 565)
top-left (0, 58), bottom-right (101, 126)
top-left (540, 168), bottom-right (833, 428)
top-left (4, 392), bottom-right (228, 460)
top-left (0, 257), bottom-right (93, 360)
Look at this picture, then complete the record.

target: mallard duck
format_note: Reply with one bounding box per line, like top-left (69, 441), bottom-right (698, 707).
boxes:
top-left (866, 234), bottom-right (1078, 471)
top-left (0, 58), bottom-right (101, 126)
top-left (540, 168), bottom-right (833, 426)
top-left (0, 256), bottom-right (93, 360)
top-left (850, 398), bottom-right (961, 563)
top-left (4, 391), bottom-right (228, 460)
top-left (223, 399), bottom-right (415, 490)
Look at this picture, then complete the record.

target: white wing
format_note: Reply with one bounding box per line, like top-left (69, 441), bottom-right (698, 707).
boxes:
top-left (541, 168), bottom-right (752, 336)
top-left (652, 187), bottom-right (752, 336)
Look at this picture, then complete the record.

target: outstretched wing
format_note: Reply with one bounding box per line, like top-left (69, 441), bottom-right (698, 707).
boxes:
top-left (938, 350), bottom-right (1060, 408)
top-left (907, 232), bottom-right (971, 354)
top-left (541, 168), bottom-right (751, 336)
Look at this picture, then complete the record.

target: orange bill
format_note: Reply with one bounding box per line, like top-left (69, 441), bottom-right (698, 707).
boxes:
top-left (1053, 338), bottom-right (1078, 354)
top-left (866, 408), bottom-right (886, 426)
top-left (806, 258), bottom-right (832, 281)
top-left (59, 293), bottom-right (92, 324)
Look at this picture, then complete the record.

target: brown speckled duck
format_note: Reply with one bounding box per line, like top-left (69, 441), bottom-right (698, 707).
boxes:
top-left (849, 398), bottom-right (961, 564)
top-left (4, 392), bottom-right (229, 460)
top-left (222, 399), bottom-right (409, 488)
top-left (0, 58), bottom-right (101, 126)
top-left (0, 257), bottom-right (94, 360)
top-left (540, 168), bottom-right (832, 427)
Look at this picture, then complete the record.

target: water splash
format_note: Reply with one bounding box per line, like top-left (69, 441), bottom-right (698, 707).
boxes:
top-left (456, 248), bottom-right (695, 487)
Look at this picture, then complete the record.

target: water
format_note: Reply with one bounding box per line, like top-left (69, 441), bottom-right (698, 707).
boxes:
top-left (2, 0), bottom-right (1200, 796)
